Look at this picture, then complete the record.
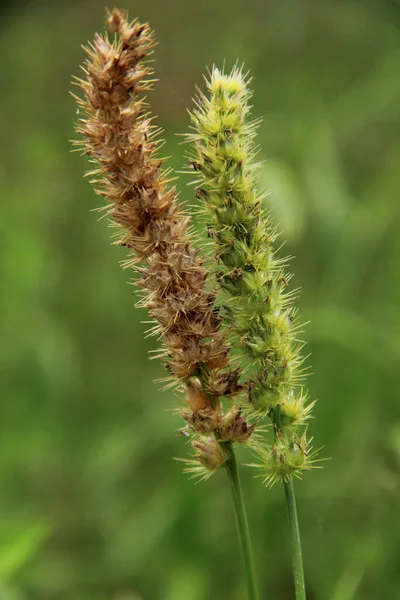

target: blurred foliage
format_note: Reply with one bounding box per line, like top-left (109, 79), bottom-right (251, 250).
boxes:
top-left (1, 0), bottom-right (400, 598)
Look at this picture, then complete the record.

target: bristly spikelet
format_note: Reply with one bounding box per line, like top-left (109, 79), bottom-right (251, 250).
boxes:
top-left (186, 67), bottom-right (319, 484)
top-left (249, 432), bottom-right (321, 488)
top-left (183, 436), bottom-right (230, 481)
top-left (73, 12), bottom-right (256, 479)
top-left (280, 391), bottom-right (316, 428)
top-left (181, 404), bottom-right (256, 442)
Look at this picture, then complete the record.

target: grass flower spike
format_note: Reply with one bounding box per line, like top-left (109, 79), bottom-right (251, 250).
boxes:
top-left (187, 67), bottom-right (322, 598)
top-left (187, 67), bottom-right (303, 412)
top-left (73, 11), bottom-right (229, 390)
top-left (187, 67), bottom-right (317, 483)
top-left (73, 11), bottom-right (259, 485)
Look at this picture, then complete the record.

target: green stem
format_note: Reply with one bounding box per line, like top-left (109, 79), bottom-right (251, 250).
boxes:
top-left (273, 405), bottom-right (306, 600)
top-left (224, 443), bottom-right (259, 600)
top-left (284, 478), bottom-right (306, 600)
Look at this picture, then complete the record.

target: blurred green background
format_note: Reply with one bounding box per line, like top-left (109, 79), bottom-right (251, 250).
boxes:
top-left (1, 0), bottom-right (400, 598)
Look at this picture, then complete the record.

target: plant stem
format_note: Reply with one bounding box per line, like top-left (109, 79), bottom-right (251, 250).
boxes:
top-left (273, 405), bottom-right (306, 600)
top-left (224, 442), bottom-right (259, 600)
top-left (284, 477), bottom-right (306, 600)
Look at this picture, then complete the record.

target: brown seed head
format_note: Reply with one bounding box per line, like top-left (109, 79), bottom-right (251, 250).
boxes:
top-left (73, 9), bottom-right (233, 386)
top-left (192, 437), bottom-right (228, 472)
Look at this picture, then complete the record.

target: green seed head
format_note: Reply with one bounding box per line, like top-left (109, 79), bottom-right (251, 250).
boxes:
top-left (186, 66), bottom-right (321, 485)
top-left (187, 67), bottom-right (307, 414)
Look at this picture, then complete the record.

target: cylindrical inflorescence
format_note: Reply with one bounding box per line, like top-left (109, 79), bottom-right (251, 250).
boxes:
top-left (73, 12), bottom-right (255, 479)
top-left (187, 67), bottom-right (318, 483)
